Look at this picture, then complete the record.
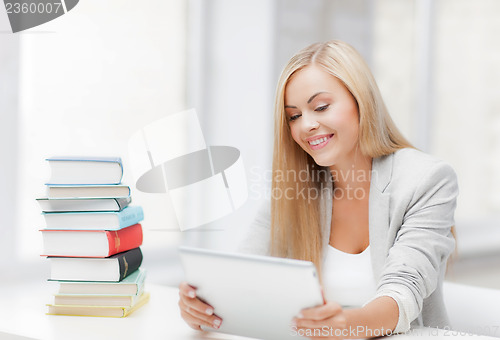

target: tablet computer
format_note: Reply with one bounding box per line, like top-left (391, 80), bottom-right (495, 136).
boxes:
top-left (178, 246), bottom-right (324, 340)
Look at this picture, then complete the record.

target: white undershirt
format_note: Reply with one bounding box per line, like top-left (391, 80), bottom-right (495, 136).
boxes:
top-left (322, 245), bottom-right (377, 307)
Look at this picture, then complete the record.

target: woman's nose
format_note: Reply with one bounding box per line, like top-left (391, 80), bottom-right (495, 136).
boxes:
top-left (302, 114), bottom-right (320, 130)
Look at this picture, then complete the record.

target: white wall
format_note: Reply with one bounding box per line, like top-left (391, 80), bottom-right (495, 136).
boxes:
top-left (12, 0), bottom-right (188, 267)
top-left (183, 0), bottom-right (276, 251)
top-left (0, 7), bottom-right (20, 266)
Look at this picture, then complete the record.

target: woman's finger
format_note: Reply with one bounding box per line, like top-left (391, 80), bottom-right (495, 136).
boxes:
top-left (294, 313), bottom-right (346, 330)
top-left (180, 294), bottom-right (215, 316)
top-left (299, 302), bottom-right (343, 321)
top-left (178, 297), bottom-right (222, 330)
top-left (179, 282), bottom-right (197, 298)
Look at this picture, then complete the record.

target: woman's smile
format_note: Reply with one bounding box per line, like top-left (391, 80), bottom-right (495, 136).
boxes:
top-left (306, 133), bottom-right (334, 150)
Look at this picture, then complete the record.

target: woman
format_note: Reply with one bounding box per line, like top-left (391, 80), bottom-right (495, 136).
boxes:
top-left (178, 40), bottom-right (458, 338)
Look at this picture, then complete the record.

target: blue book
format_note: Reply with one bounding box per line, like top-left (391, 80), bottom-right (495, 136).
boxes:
top-left (45, 156), bottom-right (123, 185)
top-left (43, 206), bottom-right (144, 231)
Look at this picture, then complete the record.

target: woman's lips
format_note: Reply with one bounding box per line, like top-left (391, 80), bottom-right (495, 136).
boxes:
top-left (307, 134), bottom-right (334, 150)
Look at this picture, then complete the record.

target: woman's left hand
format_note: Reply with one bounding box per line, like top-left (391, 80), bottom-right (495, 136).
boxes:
top-left (292, 301), bottom-right (348, 339)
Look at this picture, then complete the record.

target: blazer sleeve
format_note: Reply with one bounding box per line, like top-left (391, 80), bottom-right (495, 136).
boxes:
top-left (236, 200), bottom-right (272, 255)
top-left (370, 161), bottom-right (458, 333)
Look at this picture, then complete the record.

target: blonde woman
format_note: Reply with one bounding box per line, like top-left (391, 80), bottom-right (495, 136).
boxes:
top-left (178, 40), bottom-right (458, 338)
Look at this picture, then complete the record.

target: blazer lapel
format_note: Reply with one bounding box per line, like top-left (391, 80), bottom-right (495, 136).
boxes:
top-left (369, 153), bottom-right (393, 278)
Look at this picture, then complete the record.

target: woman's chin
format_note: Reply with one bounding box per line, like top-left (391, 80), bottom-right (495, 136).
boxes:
top-left (312, 157), bottom-right (335, 168)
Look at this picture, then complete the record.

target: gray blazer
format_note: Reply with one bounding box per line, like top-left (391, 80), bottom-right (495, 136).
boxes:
top-left (238, 148), bottom-right (458, 333)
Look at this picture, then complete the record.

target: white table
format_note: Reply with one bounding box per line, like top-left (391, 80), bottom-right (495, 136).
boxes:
top-left (0, 280), bottom-right (251, 340)
top-left (0, 280), bottom-right (496, 340)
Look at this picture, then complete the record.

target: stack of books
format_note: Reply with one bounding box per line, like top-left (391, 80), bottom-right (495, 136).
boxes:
top-left (37, 156), bottom-right (150, 317)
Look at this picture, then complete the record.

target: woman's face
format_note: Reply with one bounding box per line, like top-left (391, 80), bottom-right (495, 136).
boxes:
top-left (284, 65), bottom-right (360, 169)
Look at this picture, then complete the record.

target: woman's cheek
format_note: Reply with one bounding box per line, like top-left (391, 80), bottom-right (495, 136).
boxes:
top-left (290, 129), bottom-right (303, 148)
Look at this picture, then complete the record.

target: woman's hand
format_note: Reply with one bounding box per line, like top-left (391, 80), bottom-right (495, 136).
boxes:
top-left (178, 282), bottom-right (223, 331)
top-left (292, 302), bottom-right (347, 339)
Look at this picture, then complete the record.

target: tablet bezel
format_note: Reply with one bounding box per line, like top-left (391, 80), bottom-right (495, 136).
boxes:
top-left (179, 246), bottom-right (324, 340)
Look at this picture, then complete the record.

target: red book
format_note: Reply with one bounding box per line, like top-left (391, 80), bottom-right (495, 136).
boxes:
top-left (41, 224), bottom-right (143, 258)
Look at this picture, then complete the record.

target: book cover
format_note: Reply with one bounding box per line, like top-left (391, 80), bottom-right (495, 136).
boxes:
top-left (57, 269), bottom-right (146, 295)
top-left (46, 291), bottom-right (150, 317)
top-left (43, 206), bottom-right (144, 231)
top-left (46, 185), bottom-right (131, 199)
top-left (46, 156), bottom-right (123, 185)
top-left (53, 291), bottom-right (143, 307)
top-left (48, 247), bottom-right (143, 282)
top-left (41, 223), bottom-right (143, 257)
top-left (37, 196), bottom-right (131, 212)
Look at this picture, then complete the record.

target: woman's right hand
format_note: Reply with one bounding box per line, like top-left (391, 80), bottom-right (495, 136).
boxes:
top-left (178, 282), bottom-right (223, 331)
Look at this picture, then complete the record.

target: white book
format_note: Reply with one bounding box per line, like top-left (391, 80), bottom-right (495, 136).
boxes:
top-left (53, 291), bottom-right (143, 307)
top-left (46, 292), bottom-right (150, 317)
top-left (46, 185), bottom-right (131, 199)
top-left (46, 156), bottom-right (123, 185)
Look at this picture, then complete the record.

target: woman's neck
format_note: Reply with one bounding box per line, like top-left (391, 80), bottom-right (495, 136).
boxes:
top-left (329, 153), bottom-right (372, 192)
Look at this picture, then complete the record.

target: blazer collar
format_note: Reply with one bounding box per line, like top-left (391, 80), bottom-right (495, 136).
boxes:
top-left (368, 152), bottom-right (394, 277)
top-left (371, 152), bottom-right (394, 192)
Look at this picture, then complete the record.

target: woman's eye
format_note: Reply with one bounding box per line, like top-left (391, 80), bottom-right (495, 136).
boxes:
top-left (289, 114), bottom-right (301, 122)
top-left (315, 104), bottom-right (329, 112)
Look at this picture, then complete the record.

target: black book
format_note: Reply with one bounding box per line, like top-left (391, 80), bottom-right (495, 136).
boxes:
top-left (48, 248), bottom-right (143, 282)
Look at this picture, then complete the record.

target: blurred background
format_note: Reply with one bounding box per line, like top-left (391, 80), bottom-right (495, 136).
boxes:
top-left (1, 0), bottom-right (499, 289)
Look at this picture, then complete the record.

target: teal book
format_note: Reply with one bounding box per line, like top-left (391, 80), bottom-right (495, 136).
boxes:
top-left (37, 196), bottom-right (131, 212)
top-left (43, 206), bottom-right (144, 231)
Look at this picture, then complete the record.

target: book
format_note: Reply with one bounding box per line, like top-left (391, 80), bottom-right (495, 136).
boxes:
top-left (47, 291), bottom-right (150, 317)
top-left (41, 224), bottom-right (143, 257)
top-left (43, 206), bottom-right (144, 231)
top-left (57, 269), bottom-right (146, 295)
top-left (46, 156), bottom-right (123, 185)
top-left (48, 247), bottom-right (143, 282)
top-left (46, 185), bottom-right (131, 199)
top-left (53, 291), bottom-right (144, 307)
top-left (37, 196), bottom-right (131, 212)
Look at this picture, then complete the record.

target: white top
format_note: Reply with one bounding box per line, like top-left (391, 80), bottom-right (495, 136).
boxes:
top-left (322, 245), bottom-right (377, 307)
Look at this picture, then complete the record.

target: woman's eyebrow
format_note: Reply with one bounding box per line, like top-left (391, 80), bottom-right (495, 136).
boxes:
top-left (307, 91), bottom-right (327, 104)
top-left (285, 92), bottom-right (329, 108)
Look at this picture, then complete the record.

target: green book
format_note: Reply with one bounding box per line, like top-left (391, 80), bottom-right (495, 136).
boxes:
top-left (55, 269), bottom-right (146, 295)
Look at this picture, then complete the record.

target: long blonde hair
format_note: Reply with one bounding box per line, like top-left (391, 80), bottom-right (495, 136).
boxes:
top-left (270, 40), bottom-right (413, 276)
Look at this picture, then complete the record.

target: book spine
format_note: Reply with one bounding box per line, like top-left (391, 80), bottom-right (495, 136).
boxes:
top-left (117, 159), bottom-right (124, 184)
top-left (115, 196), bottom-right (132, 210)
top-left (117, 248), bottom-right (143, 281)
top-left (117, 206), bottom-right (144, 228)
top-left (105, 224), bottom-right (143, 257)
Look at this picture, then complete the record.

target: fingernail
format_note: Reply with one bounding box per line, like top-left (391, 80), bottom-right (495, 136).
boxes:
top-left (296, 312), bottom-right (303, 319)
top-left (213, 319), bottom-right (221, 328)
top-left (291, 319), bottom-right (297, 327)
top-left (188, 290), bottom-right (196, 298)
top-left (205, 308), bottom-right (213, 315)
